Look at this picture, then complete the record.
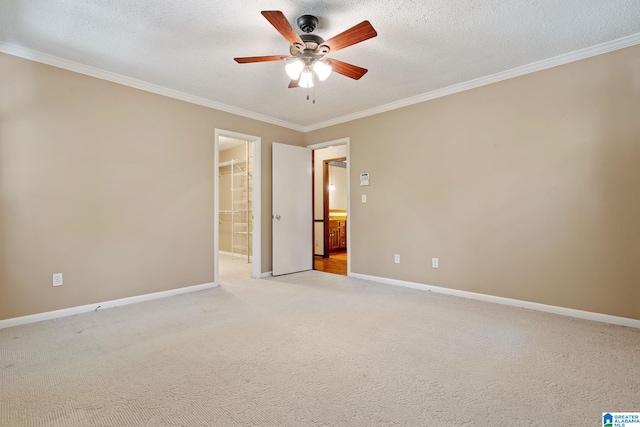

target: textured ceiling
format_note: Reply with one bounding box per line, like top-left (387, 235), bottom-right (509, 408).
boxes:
top-left (1, 1), bottom-right (639, 130)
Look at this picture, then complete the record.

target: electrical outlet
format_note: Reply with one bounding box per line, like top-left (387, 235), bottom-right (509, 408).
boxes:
top-left (394, 254), bottom-right (400, 264)
top-left (53, 273), bottom-right (63, 287)
top-left (432, 258), bottom-right (439, 269)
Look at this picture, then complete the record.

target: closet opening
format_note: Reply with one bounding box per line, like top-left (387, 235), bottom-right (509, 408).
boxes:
top-left (215, 132), bottom-right (259, 284)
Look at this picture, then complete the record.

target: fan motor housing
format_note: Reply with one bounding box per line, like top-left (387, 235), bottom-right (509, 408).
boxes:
top-left (290, 33), bottom-right (327, 56)
top-left (301, 34), bottom-right (324, 47)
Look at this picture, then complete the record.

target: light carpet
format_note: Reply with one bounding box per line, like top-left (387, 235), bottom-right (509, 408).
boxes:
top-left (1, 269), bottom-right (639, 426)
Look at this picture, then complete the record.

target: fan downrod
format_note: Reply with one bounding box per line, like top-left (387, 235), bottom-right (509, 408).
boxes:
top-left (296, 15), bottom-right (318, 33)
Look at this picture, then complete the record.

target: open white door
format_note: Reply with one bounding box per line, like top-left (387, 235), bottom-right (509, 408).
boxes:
top-left (272, 143), bottom-right (312, 276)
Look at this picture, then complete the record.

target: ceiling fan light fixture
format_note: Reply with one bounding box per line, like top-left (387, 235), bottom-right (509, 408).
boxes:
top-left (285, 59), bottom-right (304, 80)
top-left (313, 60), bottom-right (332, 81)
top-left (236, 11), bottom-right (377, 95)
top-left (299, 69), bottom-right (314, 88)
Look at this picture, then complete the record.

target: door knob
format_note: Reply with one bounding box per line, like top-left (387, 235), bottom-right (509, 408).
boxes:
top-left (273, 214), bottom-right (281, 220)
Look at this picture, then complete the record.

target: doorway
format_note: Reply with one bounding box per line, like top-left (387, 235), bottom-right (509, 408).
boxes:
top-left (214, 129), bottom-right (261, 285)
top-left (310, 139), bottom-right (350, 276)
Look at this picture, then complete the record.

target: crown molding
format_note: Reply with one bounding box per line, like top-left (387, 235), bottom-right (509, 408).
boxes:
top-left (303, 32), bottom-right (640, 132)
top-left (3, 32), bottom-right (639, 134)
top-left (0, 42), bottom-right (305, 133)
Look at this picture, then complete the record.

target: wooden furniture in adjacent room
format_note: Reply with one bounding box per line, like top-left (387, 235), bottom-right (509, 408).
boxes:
top-left (328, 218), bottom-right (346, 252)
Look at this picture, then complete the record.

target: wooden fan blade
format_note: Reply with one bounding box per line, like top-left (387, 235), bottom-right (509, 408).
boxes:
top-left (288, 79), bottom-right (300, 88)
top-left (261, 11), bottom-right (304, 47)
top-left (319, 21), bottom-right (377, 53)
top-left (328, 59), bottom-right (368, 80)
top-left (234, 55), bottom-right (289, 63)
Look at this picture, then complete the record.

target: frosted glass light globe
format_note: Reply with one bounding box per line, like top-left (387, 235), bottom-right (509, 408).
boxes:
top-left (285, 60), bottom-right (304, 80)
top-left (313, 60), bottom-right (332, 81)
top-left (299, 69), bottom-right (314, 88)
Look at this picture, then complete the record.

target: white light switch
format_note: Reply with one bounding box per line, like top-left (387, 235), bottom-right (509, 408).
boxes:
top-left (394, 254), bottom-right (400, 264)
top-left (432, 258), bottom-right (439, 269)
top-left (362, 194), bottom-right (367, 203)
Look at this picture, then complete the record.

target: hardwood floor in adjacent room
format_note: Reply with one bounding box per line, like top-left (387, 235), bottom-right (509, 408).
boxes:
top-left (314, 251), bottom-right (347, 276)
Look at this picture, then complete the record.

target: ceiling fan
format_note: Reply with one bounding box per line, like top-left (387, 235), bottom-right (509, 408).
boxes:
top-left (234, 11), bottom-right (377, 90)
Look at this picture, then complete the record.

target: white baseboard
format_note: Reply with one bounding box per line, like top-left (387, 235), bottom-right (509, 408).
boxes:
top-left (0, 282), bottom-right (218, 330)
top-left (348, 273), bottom-right (640, 329)
top-left (258, 271), bottom-right (273, 278)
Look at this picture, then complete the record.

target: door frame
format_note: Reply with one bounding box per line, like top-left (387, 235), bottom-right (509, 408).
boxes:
top-left (214, 129), bottom-right (262, 284)
top-left (308, 137), bottom-right (351, 275)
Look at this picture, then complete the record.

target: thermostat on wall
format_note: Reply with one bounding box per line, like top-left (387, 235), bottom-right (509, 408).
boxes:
top-left (360, 172), bottom-right (370, 186)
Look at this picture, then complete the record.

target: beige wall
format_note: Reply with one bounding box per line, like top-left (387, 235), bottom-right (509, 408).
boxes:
top-left (305, 45), bottom-right (640, 320)
top-left (3, 44), bottom-right (639, 321)
top-left (0, 53), bottom-right (303, 320)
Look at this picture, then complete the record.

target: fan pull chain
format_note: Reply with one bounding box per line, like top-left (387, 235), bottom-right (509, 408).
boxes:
top-left (305, 86), bottom-right (316, 104)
